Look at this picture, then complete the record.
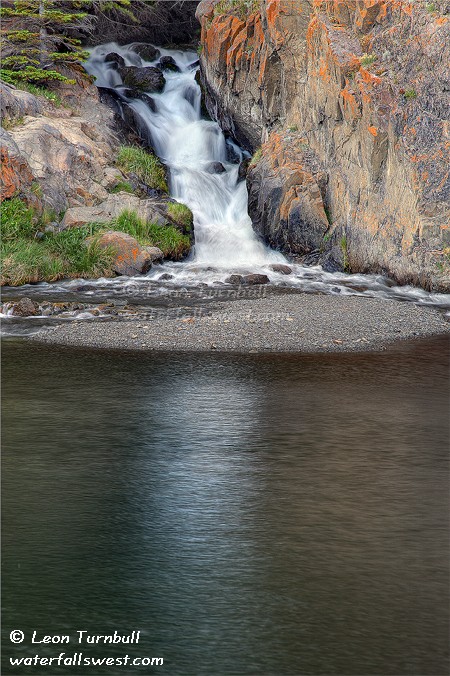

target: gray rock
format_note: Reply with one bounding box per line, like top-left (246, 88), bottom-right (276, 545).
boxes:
top-left (93, 231), bottom-right (152, 276)
top-left (205, 162), bottom-right (226, 174)
top-left (61, 194), bottom-right (168, 229)
top-left (143, 246), bottom-right (164, 263)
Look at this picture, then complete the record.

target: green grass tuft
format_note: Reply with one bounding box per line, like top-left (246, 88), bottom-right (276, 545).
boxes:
top-left (404, 88), bottom-right (418, 100)
top-left (360, 53), bottom-right (376, 67)
top-left (114, 210), bottom-right (191, 261)
top-left (109, 181), bottom-right (135, 194)
top-left (249, 147), bottom-right (262, 168)
top-left (116, 146), bottom-right (168, 193)
top-left (1, 198), bottom-right (114, 286)
top-left (166, 202), bottom-right (193, 231)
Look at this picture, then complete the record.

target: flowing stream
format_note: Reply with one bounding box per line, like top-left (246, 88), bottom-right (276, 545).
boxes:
top-left (1, 42), bottom-right (449, 334)
top-left (86, 43), bottom-right (285, 271)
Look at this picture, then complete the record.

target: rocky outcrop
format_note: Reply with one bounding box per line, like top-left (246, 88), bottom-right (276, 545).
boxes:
top-left (197, 0), bottom-right (450, 290)
top-left (1, 80), bottom-right (119, 213)
top-left (0, 129), bottom-right (35, 203)
top-left (247, 133), bottom-right (329, 255)
top-left (61, 193), bottom-right (169, 229)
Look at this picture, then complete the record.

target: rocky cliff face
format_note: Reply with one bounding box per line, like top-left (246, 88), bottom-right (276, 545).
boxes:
top-left (197, 0), bottom-right (450, 290)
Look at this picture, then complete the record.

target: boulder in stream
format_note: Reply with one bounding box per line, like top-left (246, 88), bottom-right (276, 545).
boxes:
top-left (118, 66), bottom-right (165, 93)
top-left (105, 52), bottom-right (126, 68)
top-left (132, 44), bottom-right (161, 62)
top-left (270, 264), bottom-right (292, 275)
top-left (157, 56), bottom-right (180, 73)
top-left (243, 274), bottom-right (270, 285)
top-left (11, 297), bottom-right (39, 317)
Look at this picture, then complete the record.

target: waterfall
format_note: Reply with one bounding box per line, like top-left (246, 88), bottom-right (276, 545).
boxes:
top-left (85, 43), bottom-right (285, 270)
top-left (81, 43), bottom-right (450, 309)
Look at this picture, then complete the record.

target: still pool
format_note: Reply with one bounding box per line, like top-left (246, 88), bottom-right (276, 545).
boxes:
top-left (2, 338), bottom-right (449, 675)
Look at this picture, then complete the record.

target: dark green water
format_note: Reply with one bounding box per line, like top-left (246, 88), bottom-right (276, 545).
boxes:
top-left (2, 338), bottom-right (449, 675)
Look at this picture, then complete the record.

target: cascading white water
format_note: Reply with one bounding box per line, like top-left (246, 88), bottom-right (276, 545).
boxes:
top-left (85, 43), bottom-right (284, 270)
top-left (80, 42), bottom-right (450, 310)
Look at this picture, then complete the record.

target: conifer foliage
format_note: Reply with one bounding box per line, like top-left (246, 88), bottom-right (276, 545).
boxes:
top-left (0, 0), bottom-right (90, 85)
top-left (0, 0), bottom-right (138, 86)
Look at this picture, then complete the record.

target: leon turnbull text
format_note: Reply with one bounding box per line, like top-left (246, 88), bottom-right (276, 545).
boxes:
top-left (31, 631), bottom-right (140, 644)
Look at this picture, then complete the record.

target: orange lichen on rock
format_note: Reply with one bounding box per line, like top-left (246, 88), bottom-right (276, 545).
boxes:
top-left (368, 125), bottom-right (378, 137)
top-left (0, 145), bottom-right (34, 201)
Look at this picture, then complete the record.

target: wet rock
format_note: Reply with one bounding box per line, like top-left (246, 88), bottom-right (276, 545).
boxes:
top-left (11, 297), bottom-right (39, 317)
top-left (143, 246), bottom-right (164, 263)
top-left (225, 274), bottom-right (245, 284)
top-left (270, 264), bottom-right (292, 275)
top-left (123, 89), bottom-right (157, 111)
top-left (243, 274), bottom-right (270, 285)
top-left (133, 44), bottom-right (161, 62)
top-left (118, 66), bottom-right (165, 93)
top-left (105, 52), bottom-right (126, 67)
top-left (238, 158), bottom-right (250, 181)
top-left (159, 273), bottom-right (174, 280)
top-left (93, 231), bottom-right (152, 276)
top-left (187, 59), bottom-right (200, 70)
top-left (322, 255), bottom-right (344, 273)
top-left (205, 161), bottom-right (226, 174)
top-left (157, 56), bottom-right (180, 73)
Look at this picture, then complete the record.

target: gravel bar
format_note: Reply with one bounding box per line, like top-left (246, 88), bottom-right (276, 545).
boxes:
top-left (31, 294), bottom-right (450, 353)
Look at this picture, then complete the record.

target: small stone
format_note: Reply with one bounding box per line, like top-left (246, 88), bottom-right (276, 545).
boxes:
top-left (270, 264), bottom-right (292, 275)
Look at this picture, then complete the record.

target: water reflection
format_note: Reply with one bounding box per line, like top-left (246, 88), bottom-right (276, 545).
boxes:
top-left (2, 339), bottom-right (449, 674)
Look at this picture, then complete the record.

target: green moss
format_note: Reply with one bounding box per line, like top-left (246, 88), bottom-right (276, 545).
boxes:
top-left (166, 202), bottom-right (193, 231)
top-left (340, 235), bottom-right (350, 272)
top-left (116, 146), bottom-right (168, 193)
top-left (1, 197), bottom-right (37, 241)
top-left (114, 210), bottom-right (191, 261)
top-left (426, 2), bottom-right (437, 12)
top-left (1, 198), bottom-right (191, 285)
